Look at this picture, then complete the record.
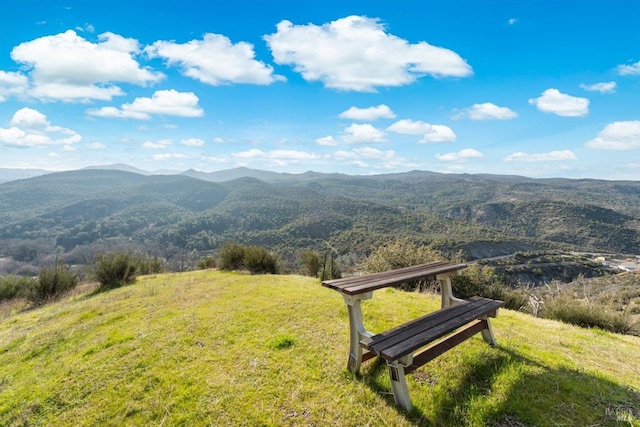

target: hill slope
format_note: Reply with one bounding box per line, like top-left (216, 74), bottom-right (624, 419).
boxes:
top-left (1, 168), bottom-right (639, 277)
top-left (1, 271), bottom-right (638, 426)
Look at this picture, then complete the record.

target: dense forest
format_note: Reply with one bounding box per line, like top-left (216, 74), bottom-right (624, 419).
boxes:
top-left (0, 166), bottom-right (639, 277)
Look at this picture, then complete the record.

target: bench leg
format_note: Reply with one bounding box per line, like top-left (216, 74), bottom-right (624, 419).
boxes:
top-left (437, 273), bottom-right (464, 309)
top-left (387, 354), bottom-right (413, 412)
top-left (480, 318), bottom-right (498, 346)
top-left (343, 294), bottom-right (373, 373)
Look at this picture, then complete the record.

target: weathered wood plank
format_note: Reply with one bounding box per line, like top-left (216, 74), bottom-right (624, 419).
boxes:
top-left (322, 261), bottom-right (467, 295)
top-left (380, 300), bottom-right (503, 361)
top-left (361, 297), bottom-right (503, 361)
top-left (404, 320), bottom-right (487, 374)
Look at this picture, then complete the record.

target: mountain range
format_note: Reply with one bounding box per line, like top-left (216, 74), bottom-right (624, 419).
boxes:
top-left (0, 165), bottom-right (638, 275)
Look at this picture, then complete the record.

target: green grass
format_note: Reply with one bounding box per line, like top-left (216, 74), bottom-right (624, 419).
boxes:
top-left (0, 270), bottom-right (639, 426)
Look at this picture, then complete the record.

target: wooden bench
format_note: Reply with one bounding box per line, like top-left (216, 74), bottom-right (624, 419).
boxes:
top-left (322, 261), bottom-right (504, 411)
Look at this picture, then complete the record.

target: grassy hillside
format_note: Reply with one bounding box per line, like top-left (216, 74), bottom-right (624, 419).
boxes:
top-left (1, 271), bottom-right (638, 426)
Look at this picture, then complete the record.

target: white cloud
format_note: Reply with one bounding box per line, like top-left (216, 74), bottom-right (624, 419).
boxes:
top-left (10, 30), bottom-right (163, 102)
top-left (585, 121), bottom-right (640, 150)
top-left (87, 89), bottom-right (204, 119)
top-left (213, 137), bottom-right (225, 143)
top-left (232, 148), bottom-right (264, 159)
top-left (333, 146), bottom-right (407, 169)
top-left (230, 148), bottom-right (322, 167)
top-left (508, 18), bottom-right (518, 25)
top-left (0, 107), bottom-right (81, 148)
top-left (143, 139), bottom-right (173, 149)
top-left (0, 71), bottom-right (29, 101)
top-left (342, 123), bottom-right (386, 144)
top-left (387, 119), bottom-right (456, 143)
top-left (336, 146), bottom-right (396, 160)
top-left (579, 81), bottom-right (616, 94)
top-left (338, 104), bottom-right (396, 120)
top-left (435, 148), bottom-right (484, 162)
top-left (86, 142), bottom-right (106, 149)
top-left (264, 15), bottom-right (472, 92)
top-left (316, 135), bottom-right (338, 146)
top-left (453, 102), bottom-right (518, 120)
top-left (152, 153), bottom-right (189, 161)
top-left (528, 88), bottom-right (589, 117)
top-left (181, 138), bottom-right (205, 147)
top-left (617, 61), bottom-right (640, 76)
top-left (146, 33), bottom-right (284, 86)
top-left (503, 150), bottom-right (578, 162)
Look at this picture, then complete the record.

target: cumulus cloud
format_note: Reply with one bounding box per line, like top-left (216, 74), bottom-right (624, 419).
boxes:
top-left (0, 107), bottom-right (81, 148)
top-left (435, 148), bottom-right (484, 162)
top-left (508, 18), bottom-right (518, 25)
top-left (316, 135), bottom-right (338, 146)
top-left (231, 148), bottom-right (322, 167)
top-left (0, 71), bottom-right (29, 101)
top-left (528, 88), bottom-right (589, 117)
top-left (387, 119), bottom-right (456, 143)
top-left (181, 138), bottom-right (205, 147)
top-left (585, 121), bottom-right (640, 150)
top-left (86, 142), bottom-right (106, 149)
top-left (152, 153), bottom-right (189, 161)
top-left (579, 81), bottom-right (616, 94)
top-left (333, 146), bottom-right (407, 169)
top-left (264, 15), bottom-right (472, 92)
top-left (342, 123), bottom-right (387, 144)
top-left (617, 61), bottom-right (640, 76)
top-left (453, 102), bottom-right (518, 120)
top-left (146, 33), bottom-right (284, 85)
top-left (338, 104), bottom-right (396, 121)
top-left (87, 89), bottom-right (204, 119)
top-left (10, 30), bottom-right (163, 102)
top-left (503, 150), bottom-right (577, 162)
top-left (142, 139), bottom-right (173, 149)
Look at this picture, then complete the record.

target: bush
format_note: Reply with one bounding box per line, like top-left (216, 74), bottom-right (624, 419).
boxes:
top-left (25, 263), bottom-right (78, 304)
top-left (362, 239), bottom-right (455, 291)
top-left (244, 246), bottom-right (278, 274)
top-left (197, 256), bottom-right (217, 270)
top-left (453, 264), bottom-right (528, 310)
top-left (0, 276), bottom-right (38, 301)
top-left (93, 252), bottom-right (137, 290)
top-left (135, 256), bottom-right (165, 275)
top-left (319, 252), bottom-right (341, 281)
top-left (298, 250), bottom-right (321, 277)
top-left (540, 293), bottom-right (637, 335)
top-left (363, 239), bottom-right (450, 273)
top-left (218, 242), bottom-right (246, 271)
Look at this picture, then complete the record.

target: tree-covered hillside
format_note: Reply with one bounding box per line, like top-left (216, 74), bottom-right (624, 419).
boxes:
top-left (0, 168), bottom-right (638, 275)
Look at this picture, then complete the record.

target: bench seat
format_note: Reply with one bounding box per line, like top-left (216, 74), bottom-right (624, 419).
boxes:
top-left (362, 296), bottom-right (503, 363)
top-left (361, 296), bottom-right (504, 411)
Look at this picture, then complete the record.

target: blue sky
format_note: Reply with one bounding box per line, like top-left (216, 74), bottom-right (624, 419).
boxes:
top-left (1, 0), bottom-right (639, 179)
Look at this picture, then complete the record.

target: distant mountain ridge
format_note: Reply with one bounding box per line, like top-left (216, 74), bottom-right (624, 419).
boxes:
top-left (0, 167), bottom-right (638, 276)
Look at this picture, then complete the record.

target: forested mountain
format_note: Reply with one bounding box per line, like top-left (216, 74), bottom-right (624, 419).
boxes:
top-left (0, 167), bottom-right (638, 275)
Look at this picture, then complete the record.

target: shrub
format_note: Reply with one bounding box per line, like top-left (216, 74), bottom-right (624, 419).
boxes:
top-left (319, 252), bottom-right (341, 281)
top-left (0, 276), bottom-right (38, 301)
top-left (25, 263), bottom-right (78, 304)
top-left (363, 239), bottom-right (455, 291)
top-left (93, 252), bottom-right (137, 290)
top-left (363, 238), bottom-right (450, 273)
top-left (298, 250), bottom-right (321, 277)
top-left (135, 256), bottom-right (165, 275)
top-left (197, 256), bottom-right (217, 270)
top-left (244, 246), bottom-right (278, 274)
top-left (218, 242), bottom-right (246, 271)
top-left (453, 265), bottom-right (528, 310)
top-left (540, 293), bottom-right (637, 335)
